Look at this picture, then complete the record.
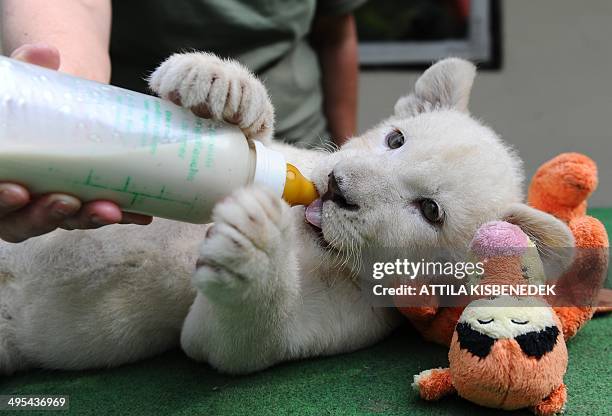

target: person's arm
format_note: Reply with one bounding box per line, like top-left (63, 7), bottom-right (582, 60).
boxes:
top-left (0, 1), bottom-right (151, 243)
top-left (311, 13), bottom-right (359, 146)
top-left (2, 0), bottom-right (112, 82)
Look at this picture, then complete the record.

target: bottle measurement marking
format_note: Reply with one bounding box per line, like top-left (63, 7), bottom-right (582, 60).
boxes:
top-left (82, 169), bottom-right (195, 208)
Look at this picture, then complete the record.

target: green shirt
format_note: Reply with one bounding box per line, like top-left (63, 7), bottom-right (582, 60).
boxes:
top-left (110, 0), bottom-right (365, 147)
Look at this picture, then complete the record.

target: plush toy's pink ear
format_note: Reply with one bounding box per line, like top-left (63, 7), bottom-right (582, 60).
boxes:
top-left (470, 221), bottom-right (529, 258)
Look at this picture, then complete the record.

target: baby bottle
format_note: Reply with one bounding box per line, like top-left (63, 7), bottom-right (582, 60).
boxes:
top-left (0, 56), bottom-right (318, 223)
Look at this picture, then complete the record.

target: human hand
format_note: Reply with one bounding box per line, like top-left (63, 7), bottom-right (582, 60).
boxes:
top-left (0, 43), bottom-right (152, 243)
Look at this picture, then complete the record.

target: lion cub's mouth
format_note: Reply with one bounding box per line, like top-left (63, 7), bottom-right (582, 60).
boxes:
top-left (304, 172), bottom-right (361, 249)
top-left (304, 171), bottom-right (359, 232)
top-left (305, 198), bottom-right (323, 230)
top-left (305, 198), bottom-right (331, 248)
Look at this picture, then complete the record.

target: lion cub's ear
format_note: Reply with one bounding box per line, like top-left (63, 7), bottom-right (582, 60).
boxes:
top-left (394, 58), bottom-right (476, 117)
top-left (502, 203), bottom-right (575, 275)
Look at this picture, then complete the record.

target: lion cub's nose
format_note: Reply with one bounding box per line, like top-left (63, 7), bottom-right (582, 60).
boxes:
top-left (322, 172), bottom-right (359, 211)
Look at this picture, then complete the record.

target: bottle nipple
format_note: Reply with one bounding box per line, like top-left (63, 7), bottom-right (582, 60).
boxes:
top-left (282, 164), bottom-right (319, 206)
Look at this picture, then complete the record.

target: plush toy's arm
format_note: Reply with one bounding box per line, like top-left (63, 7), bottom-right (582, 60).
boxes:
top-left (412, 368), bottom-right (456, 401)
top-left (549, 215), bottom-right (609, 339)
top-left (528, 153), bottom-right (597, 222)
top-left (395, 277), bottom-right (440, 321)
top-left (395, 281), bottom-right (441, 340)
top-left (552, 306), bottom-right (592, 341)
top-left (531, 383), bottom-right (567, 416)
top-left (396, 290), bottom-right (462, 346)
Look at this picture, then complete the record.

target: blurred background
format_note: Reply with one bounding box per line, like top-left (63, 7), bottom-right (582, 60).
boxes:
top-left (356, 0), bottom-right (611, 206)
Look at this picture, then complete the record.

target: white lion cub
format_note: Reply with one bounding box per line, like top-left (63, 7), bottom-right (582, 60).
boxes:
top-left (0, 54), bottom-right (572, 375)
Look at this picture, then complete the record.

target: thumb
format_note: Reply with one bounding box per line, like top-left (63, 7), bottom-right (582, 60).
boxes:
top-left (11, 43), bottom-right (60, 70)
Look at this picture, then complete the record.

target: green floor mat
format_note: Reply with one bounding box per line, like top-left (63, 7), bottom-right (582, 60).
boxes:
top-left (1, 316), bottom-right (610, 416)
top-left (1, 210), bottom-right (611, 415)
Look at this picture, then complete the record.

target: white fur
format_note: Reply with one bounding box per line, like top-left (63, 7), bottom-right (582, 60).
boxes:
top-left (0, 54), bottom-right (572, 375)
top-left (149, 52), bottom-right (275, 142)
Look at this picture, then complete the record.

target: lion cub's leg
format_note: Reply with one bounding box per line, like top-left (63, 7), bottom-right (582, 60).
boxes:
top-left (0, 270), bottom-right (30, 375)
top-left (180, 186), bottom-right (301, 373)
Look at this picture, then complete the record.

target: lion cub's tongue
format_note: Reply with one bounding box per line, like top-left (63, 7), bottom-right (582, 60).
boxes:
top-left (305, 198), bottom-right (323, 229)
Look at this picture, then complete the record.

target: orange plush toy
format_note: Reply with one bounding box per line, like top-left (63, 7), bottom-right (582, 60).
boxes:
top-left (529, 153), bottom-right (600, 225)
top-left (413, 295), bottom-right (570, 415)
top-left (412, 220), bottom-right (601, 415)
top-left (397, 152), bottom-right (609, 346)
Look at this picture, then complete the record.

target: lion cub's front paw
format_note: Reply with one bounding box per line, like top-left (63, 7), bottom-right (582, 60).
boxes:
top-left (149, 52), bottom-right (274, 141)
top-left (194, 186), bottom-right (289, 303)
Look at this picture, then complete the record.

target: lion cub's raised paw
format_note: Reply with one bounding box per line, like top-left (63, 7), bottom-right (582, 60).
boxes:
top-left (149, 52), bottom-right (274, 141)
top-left (193, 186), bottom-right (290, 304)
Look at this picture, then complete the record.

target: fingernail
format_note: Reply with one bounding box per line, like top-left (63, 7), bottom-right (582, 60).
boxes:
top-left (10, 43), bottom-right (48, 60)
top-left (9, 44), bottom-right (35, 61)
top-left (49, 200), bottom-right (79, 219)
top-left (90, 215), bottom-right (109, 226)
top-left (45, 195), bottom-right (80, 218)
top-left (0, 185), bottom-right (23, 207)
top-left (10, 48), bottom-right (26, 61)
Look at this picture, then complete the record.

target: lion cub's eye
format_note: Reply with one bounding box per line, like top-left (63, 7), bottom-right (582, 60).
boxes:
top-left (511, 319), bottom-right (529, 325)
top-left (477, 318), bottom-right (494, 324)
top-left (418, 199), bottom-right (444, 224)
top-left (385, 129), bottom-right (405, 149)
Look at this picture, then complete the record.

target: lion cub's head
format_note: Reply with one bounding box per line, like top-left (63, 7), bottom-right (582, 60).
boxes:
top-left (305, 58), bottom-right (572, 270)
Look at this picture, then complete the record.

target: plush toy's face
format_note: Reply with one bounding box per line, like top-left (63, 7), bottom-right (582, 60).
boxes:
top-left (459, 296), bottom-right (556, 342)
top-left (449, 296), bottom-right (568, 410)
